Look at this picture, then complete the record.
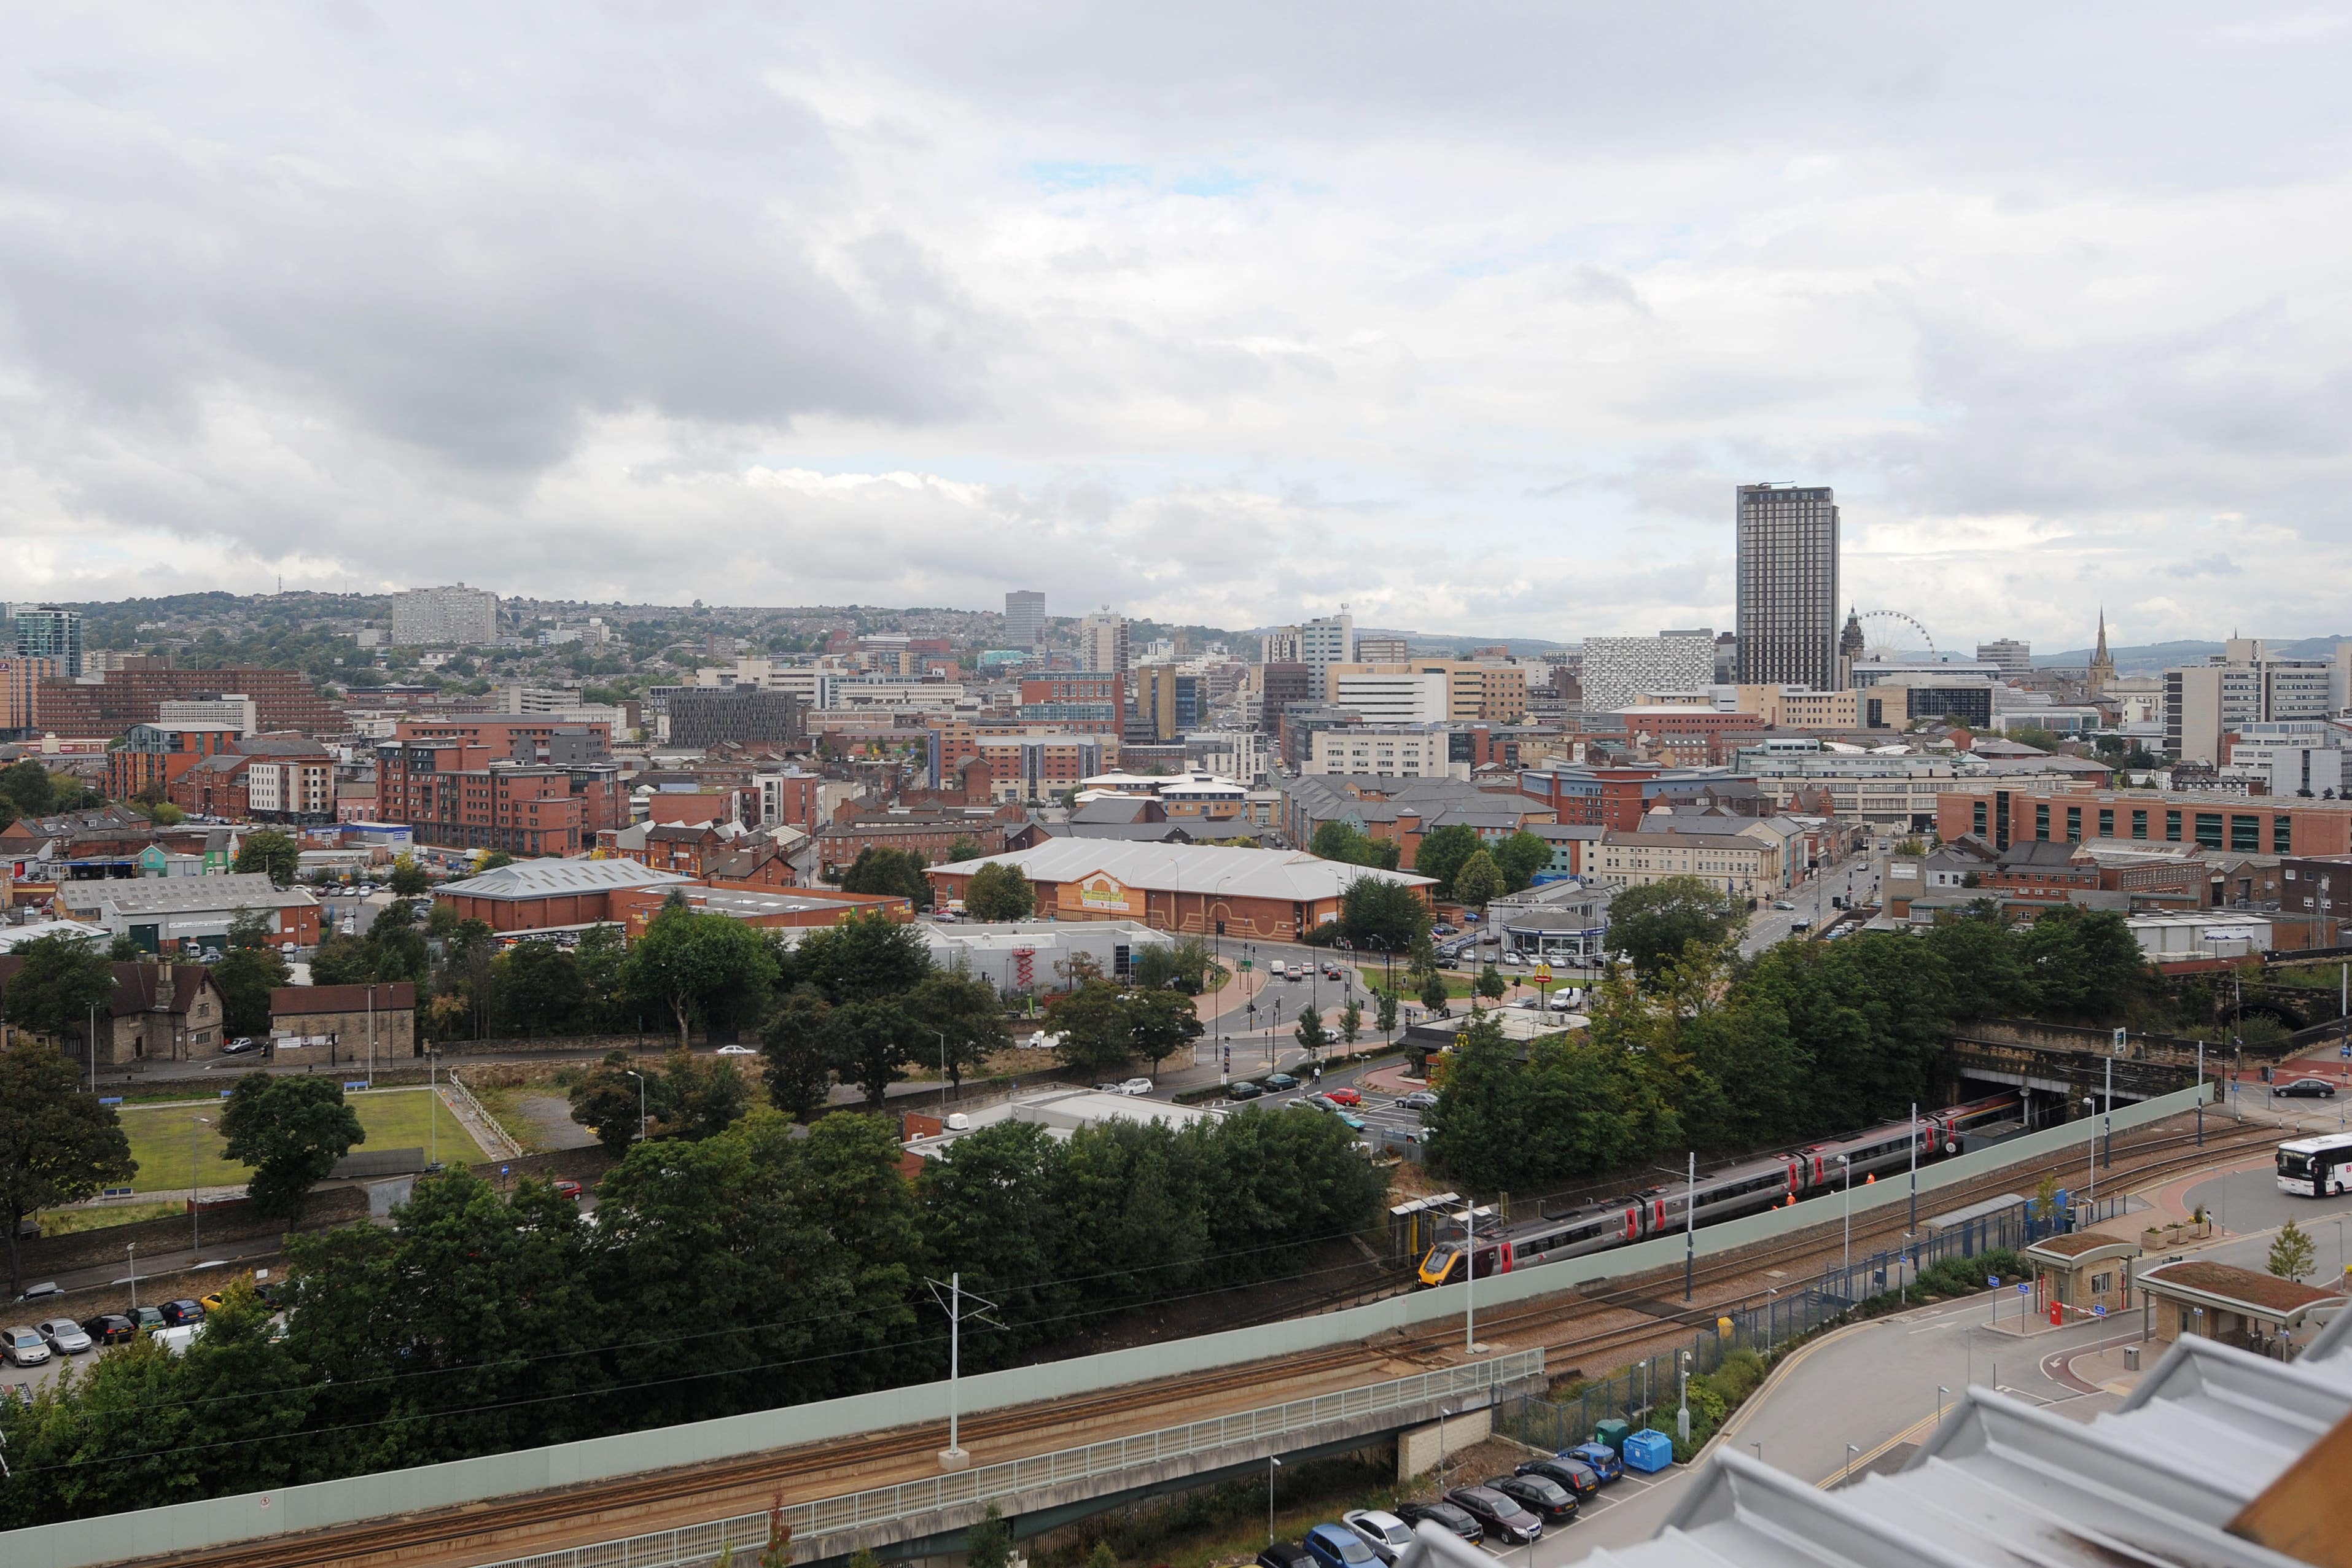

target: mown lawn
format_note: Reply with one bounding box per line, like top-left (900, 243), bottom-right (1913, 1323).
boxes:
top-left (115, 1087), bottom-right (486, 1193)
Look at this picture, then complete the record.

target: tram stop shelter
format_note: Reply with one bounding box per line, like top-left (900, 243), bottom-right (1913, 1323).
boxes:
top-left (2136, 1259), bottom-right (2346, 1356)
top-left (2024, 1231), bottom-right (2141, 1321)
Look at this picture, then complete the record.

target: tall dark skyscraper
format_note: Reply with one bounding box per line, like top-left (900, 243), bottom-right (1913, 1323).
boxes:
top-left (1734, 483), bottom-right (1840, 689)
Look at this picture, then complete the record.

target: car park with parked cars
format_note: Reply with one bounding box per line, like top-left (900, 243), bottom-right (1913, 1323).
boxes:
top-left (1516, 1454), bottom-right (1603, 1496)
top-left (157, 1298), bottom-right (207, 1327)
top-left (1563, 1442), bottom-right (1623, 1482)
top-left (1394, 1500), bottom-right (1482, 1543)
top-left (81, 1314), bottom-right (137, 1347)
top-left (1489, 1472), bottom-right (1578, 1524)
top-left (1444, 1486), bottom-right (1541, 1543)
top-left (122, 1305), bottom-right (167, 1335)
top-left (2, 1325), bottom-right (52, 1367)
top-left (36, 1318), bottom-right (90, 1356)
top-left (1227, 1080), bottom-right (1265, 1100)
top-left (1256, 1540), bottom-right (1316, 1568)
top-left (1304, 1522), bottom-right (1380, 1568)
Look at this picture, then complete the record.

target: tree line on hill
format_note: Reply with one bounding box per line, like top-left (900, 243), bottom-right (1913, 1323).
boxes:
top-left (0, 1100), bottom-right (1383, 1528)
top-left (1426, 879), bottom-right (2158, 1193)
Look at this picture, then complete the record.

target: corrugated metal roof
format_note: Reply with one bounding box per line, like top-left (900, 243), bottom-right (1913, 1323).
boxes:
top-left (934, 839), bottom-right (1433, 900)
top-left (1587, 1311), bottom-right (2352, 1567)
top-left (438, 858), bottom-right (691, 898)
top-left (60, 874), bottom-right (315, 914)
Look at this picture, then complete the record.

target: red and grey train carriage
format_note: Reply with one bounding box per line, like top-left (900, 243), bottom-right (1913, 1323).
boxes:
top-left (1415, 1090), bottom-right (2020, 1287)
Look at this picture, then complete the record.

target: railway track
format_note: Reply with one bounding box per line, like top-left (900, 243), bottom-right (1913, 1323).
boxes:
top-left (144, 1116), bottom-right (2273, 1568)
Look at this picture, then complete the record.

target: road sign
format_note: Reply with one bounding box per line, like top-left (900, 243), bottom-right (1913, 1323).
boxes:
top-left (2017, 1282), bottom-right (2030, 1294)
top-left (1240, 959), bottom-right (1253, 971)
top-left (1987, 1275), bottom-right (1999, 1288)
top-left (2093, 1304), bottom-right (2107, 1318)
top-left (1534, 964), bottom-right (1552, 984)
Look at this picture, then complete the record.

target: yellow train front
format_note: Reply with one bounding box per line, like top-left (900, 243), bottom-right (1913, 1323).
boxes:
top-left (1415, 1238), bottom-right (1513, 1287)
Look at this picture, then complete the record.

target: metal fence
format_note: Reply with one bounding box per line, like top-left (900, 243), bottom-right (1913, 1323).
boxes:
top-left (470, 1351), bottom-right (1546, 1568)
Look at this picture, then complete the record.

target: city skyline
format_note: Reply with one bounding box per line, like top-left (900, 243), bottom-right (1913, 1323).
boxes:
top-left (4, 8), bottom-right (2350, 644)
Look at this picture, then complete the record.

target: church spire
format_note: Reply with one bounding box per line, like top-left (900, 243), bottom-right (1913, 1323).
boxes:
top-left (2089, 607), bottom-right (2116, 688)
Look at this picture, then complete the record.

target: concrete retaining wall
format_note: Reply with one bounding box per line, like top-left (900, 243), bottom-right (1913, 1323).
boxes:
top-left (0, 1082), bottom-right (2214, 1568)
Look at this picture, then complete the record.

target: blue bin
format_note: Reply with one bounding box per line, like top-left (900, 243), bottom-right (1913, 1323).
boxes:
top-left (1622, 1429), bottom-right (1675, 1473)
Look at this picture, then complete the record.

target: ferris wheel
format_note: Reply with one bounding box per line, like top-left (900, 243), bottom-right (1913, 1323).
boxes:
top-left (1857, 610), bottom-right (1936, 662)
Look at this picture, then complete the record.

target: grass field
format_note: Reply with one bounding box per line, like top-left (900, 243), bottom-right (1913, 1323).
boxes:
top-left (115, 1087), bottom-right (488, 1193)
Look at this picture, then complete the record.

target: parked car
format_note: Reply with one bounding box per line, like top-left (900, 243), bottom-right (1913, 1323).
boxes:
top-left (1398, 1089), bottom-right (1439, 1111)
top-left (2279, 1077), bottom-right (2338, 1099)
top-left (1304, 1522), bottom-right (1380, 1568)
top-left (1263, 1072), bottom-right (1301, 1092)
top-left (714, 1044), bottom-right (759, 1056)
top-left (1563, 1442), bottom-right (1624, 1483)
top-left (15, 1281), bottom-right (61, 1303)
top-left (1256, 1541), bottom-right (1317, 1568)
top-left (553, 1179), bottom-right (585, 1201)
top-left (1516, 1455), bottom-right (1603, 1496)
top-left (36, 1318), bottom-right (92, 1356)
top-left (82, 1314), bottom-right (138, 1347)
top-left (198, 1289), bottom-right (231, 1314)
top-left (1323, 1087), bottom-right (1363, 1108)
top-left (1432, 923), bottom-right (1456, 935)
top-left (123, 1305), bottom-right (167, 1335)
top-left (1227, 1080), bottom-right (1266, 1100)
top-left (1393, 1500), bottom-right (1482, 1543)
top-left (1118, 1077), bottom-right (1155, 1096)
top-left (1488, 1472), bottom-right (1578, 1525)
top-left (1444, 1486), bottom-right (1541, 1543)
top-left (220, 1036), bottom-right (264, 1055)
top-left (1341, 1509), bottom-right (1415, 1564)
top-left (157, 1298), bottom-right (206, 1328)
top-left (1, 1325), bottom-right (51, 1367)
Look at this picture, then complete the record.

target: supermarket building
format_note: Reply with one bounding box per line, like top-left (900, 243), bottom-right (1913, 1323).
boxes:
top-left (927, 840), bottom-right (1433, 941)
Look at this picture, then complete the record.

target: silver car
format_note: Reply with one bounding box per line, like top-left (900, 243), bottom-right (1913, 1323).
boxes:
top-left (1, 1325), bottom-right (51, 1367)
top-left (1342, 1510), bottom-right (1414, 1565)
top-left (36, 1317), bottom-right (93, 1355)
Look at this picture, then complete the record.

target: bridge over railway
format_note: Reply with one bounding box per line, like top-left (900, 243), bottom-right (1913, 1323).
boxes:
top-left (1, 1084), bottom-right (2219, 1568)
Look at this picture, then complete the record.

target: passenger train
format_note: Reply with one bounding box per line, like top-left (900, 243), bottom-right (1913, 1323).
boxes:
top-left (1414, 1092), bottom-right (2022, 1287)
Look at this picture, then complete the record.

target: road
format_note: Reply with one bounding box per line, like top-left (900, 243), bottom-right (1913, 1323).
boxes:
top-left (1739, 849), bottom-right (1881, 958)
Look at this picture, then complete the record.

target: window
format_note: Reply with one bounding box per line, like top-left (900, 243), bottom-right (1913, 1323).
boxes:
top-left (2090, 1271), bottom-right (2113, 1295)
top-left (2035, 804), bottom-right (2050, 840)
top-left (2275, 815), bottom-right (2294, 853)
top-left (2166, 810), bottom-right (2183, 842)
top-left (2066, 806), bottom-right (2082, 843)
top-left (1973, 801), bottom-right (1988, 836)
top-left (2098, 808), bottom-right (2114, 837)
top-left (2132, 809), bottom-right (2148, 840)
top-left (2195, 813), bottom-right (2224, 850)
top-left (2229, 815), bottom-right (2257, 852)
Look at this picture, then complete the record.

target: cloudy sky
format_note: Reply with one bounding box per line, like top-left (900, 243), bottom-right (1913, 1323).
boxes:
top-left (4, 4), bottom-right (2348, 646)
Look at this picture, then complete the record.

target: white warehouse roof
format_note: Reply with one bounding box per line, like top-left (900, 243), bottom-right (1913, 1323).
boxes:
top-left (438, 858), bottom-right (693, 900)
top-left (933, 839), bottom-right (1434, 901)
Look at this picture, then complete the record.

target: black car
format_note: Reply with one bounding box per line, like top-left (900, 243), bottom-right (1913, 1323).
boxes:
top-left (1263, 1072), bottom-right (1301, 1092)
top-left (1228, 1080), bottom-right (1266, 1100)
top-left (1487, 1473), bottom-right (1577, 1526)
top-left (1516, 1455), bottom-right (1602, 1496)
top-left (158, 1298), bottom-right (207, 1328)
top-left (1445, 1486), bottom-right (1541, 1544)
top-left (1393, 1501), bottom-right (1482, 1544)
top-left (1256, 1540), bottom-right (1317, 1568)
top-left (81, 1314), bottom-right (138, 1347)
top-left (2279, 1078), bottom-right (2338, 1099)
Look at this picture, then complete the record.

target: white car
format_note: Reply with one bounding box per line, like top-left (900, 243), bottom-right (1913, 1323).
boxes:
top-left (1118, 1077), bottom-right (1154, 1096)
top-left (1344, 1510), bottom-right (1415, 1565)
top-left (714, 1044), bottom-right (758, 1056)
top-left (1024, 1030), bottom-right (1063, 1051)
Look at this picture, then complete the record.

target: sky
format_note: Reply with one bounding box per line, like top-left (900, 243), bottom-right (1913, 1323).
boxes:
top-left (2, 4), bottom-right (2350, 648)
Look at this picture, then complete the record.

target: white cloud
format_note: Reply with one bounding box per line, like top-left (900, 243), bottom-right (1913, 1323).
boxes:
top-left (2, 4), bottom-right (2350, 647)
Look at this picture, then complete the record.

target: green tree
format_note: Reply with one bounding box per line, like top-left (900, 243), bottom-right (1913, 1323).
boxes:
top-left (1376, 989), bottom-right (1399, 1039)
top-left (1606, 875), bottom-right (1748, 982)
top-left (495, 940), bottom-right (586, 1037)
top-left (387, 853), bottom-right (431, 896)
top-left (0, 1039), bottom-right (135, 1292)
top-left (1293, 1002), bottom-right (1329, 1061)
top-left (1310, 820), bottom-right (1401, 869)
top-left (2270, 1216), bottom-right (2317, 1281)
top-left (0, 931), bottom-right (118, 1055)
top-left (106, 931), bottom-right (144, 961)
top-left (841, 847), bottom-right (931, 907)
top-left (1411, 824), bottom-right (1483, 898)
top-left (2031, 1173), bottom-right (2060, 1226)
top-left (1922, 903), bottom-right (2031, 1019)
top-left (1476, 963), bottom-right (1507, 1004)
top-left (209, 913), bottom-right (292, 1039)
top-left (573, 925), bottom-right (629, 1031)
top-left (759, 986), bottom-right (836, 1117)
top-left (908, 969), bottom-right (1012, 1090)
top-left (794, 910), bottom-right (933, 1004)
top-left (218, 1073), bottom-right (366, 1225)
top-left (1047, 979), bottom-right (1139, 1079)
top-left (967, 1504), bottom-right (1013, 1568)
top-left (625, 904), bottom-right (782, 1046)
top-left (1124, 988), bottom-right (1202, 1071)
top-left (2017, 906), bottom-right (2152, 1022)
top-left (1337, 874), bottom-right (1431, 950)
top-left (0, 757), bottom-right (57, 821)
top-left (1419, 968), bottom-right (1451, 1017)
top-left (962, 861), bottom-right (1036, 922)
top-left (945, 835), bottom-right (984, 866)
top-left (1339, 998), bottom-right (1363, 1045)
top-left (232, 829), bottom-right (301, 888)
top-left (569, 1050), bottom-right (652, 1154)
top-left (1452, 850), bottom-right (1503, 912)
top-left (828, 996), bottom-right (921, 1108)
top-left (477, 850), bottom-right (516, 871)
top-left (655, 1046), bottom-right (750, 1139)
top-left (1489, 830), bottom-right (1552, 893)
top-left (1134, 937), bottom-right (1212, 993)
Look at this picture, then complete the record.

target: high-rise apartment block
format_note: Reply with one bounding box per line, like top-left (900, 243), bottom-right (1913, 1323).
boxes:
top-left (1261, 626), bottom-right (1304, 664)
top-left (1003, 590), bottom-right (1046, 649)
top-left (1581, 631), bottom-right (1718, 715)
top-left (1299, 613), bottom-right (1355, 684)
top-left (1734, 484), bottom-right (1839, 689)
top-left (1078, 612), bottom-right (1129, 676)
top-left (1976, 638), bottom-right (2032, 679)
top-left (391, 583), bottom-right (500, 646)
top-left (15, 605), bottom-right (82, 678)
top-left (2166, 639), bottom-right (2335, 763)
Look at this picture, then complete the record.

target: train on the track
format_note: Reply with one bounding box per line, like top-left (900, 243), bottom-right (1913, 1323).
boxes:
top-left (1414, 1091), bottom-right (2022, 1287)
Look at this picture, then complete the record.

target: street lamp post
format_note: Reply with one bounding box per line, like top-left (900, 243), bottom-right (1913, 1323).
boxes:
top-left (2084, 1096), bottom-right (2098, 1211)
top-left (127, 1241), bottom-right (137, 1311)
top-left (1909, 1101), bottom-right (1919, 1235)
top-left (1268, 1454), bottom-right (1282, 1543)
top-left (1683, 1151), bottom-right (1696, 1302)
top-left (931, 1029), bottom-right (953, 1104)
top-left (190, 1115), bottom-right (211, 1253)
top-left (626, 1069), bottom-right (648, 1143)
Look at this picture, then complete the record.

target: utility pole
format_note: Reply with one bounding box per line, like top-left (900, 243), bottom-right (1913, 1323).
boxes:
top-left (1683, 1152), bottom-right (1696, 1302)
top-left (1909, 1101), bottom-right (1918, 1235)
top-left (1465, 1199), bottom-right (1477, 1351)
top-left (2196, 1039), bottom-right (2205, 1147)
top-left (927, 1272), bottom-right (1002, 1469)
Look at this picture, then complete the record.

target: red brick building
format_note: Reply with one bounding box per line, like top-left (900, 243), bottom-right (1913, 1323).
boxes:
top-left (106, 725), bottom-right (243, 802)
top-left (34, 666), bottom-right (343, 737)
top-left (814, 809), bottom-right (1012, 879)
top-left (1937, 788), bottom-right (2352, 858)
top-left (165, 736), bottom-right (336, 823)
